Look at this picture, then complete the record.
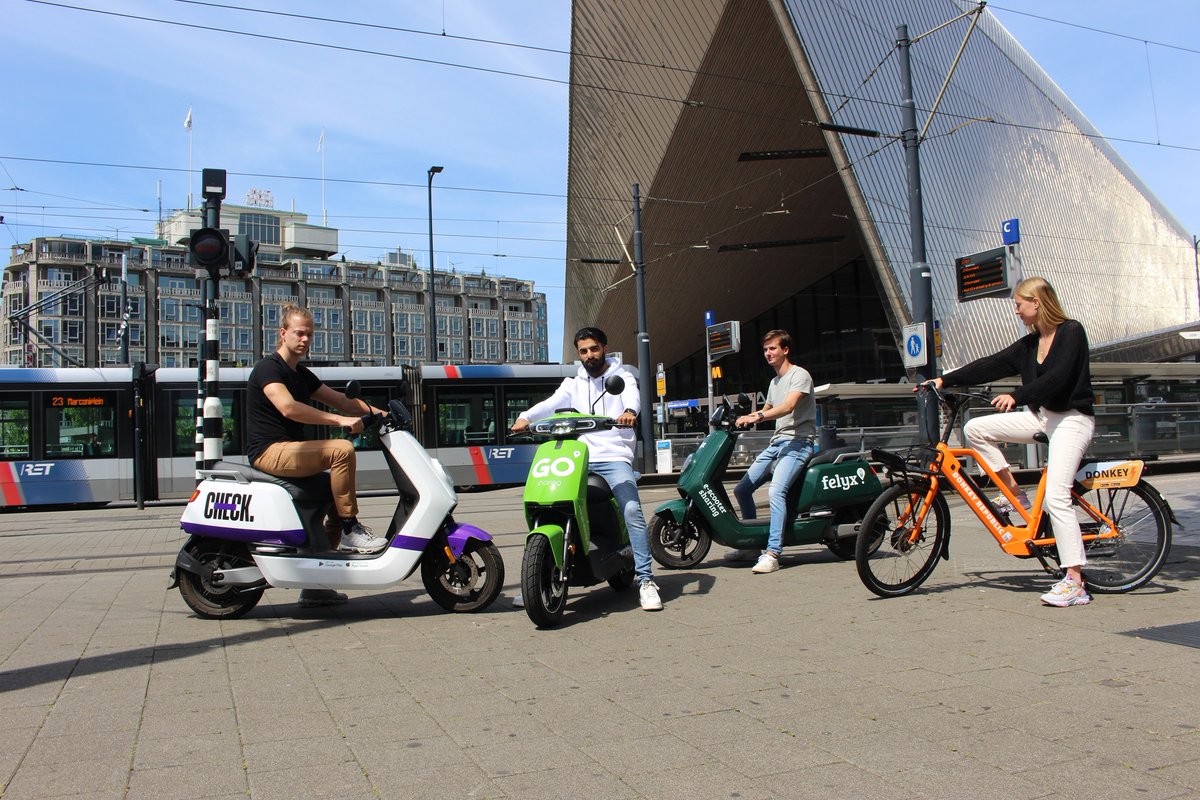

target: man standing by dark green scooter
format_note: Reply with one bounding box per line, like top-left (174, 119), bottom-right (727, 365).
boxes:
top-left (732, 329), bottom-right (816, 574)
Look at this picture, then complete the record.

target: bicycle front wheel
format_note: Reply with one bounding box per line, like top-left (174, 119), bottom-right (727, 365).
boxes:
top-left (1071, 480), bottom-right (1171, 594)
top-left (856, 482), bottom-right (950, 598)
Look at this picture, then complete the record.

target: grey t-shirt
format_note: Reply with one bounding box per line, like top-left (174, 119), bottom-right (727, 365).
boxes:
top-left (767, 364), bottom-right (815, 441)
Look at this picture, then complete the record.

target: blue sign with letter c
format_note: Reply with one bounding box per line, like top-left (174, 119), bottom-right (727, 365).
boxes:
top-left (1002, 218), bottom-right (1020, 245)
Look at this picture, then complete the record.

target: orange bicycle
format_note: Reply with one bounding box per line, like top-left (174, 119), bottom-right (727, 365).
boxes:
top-left (854, 386), bottom-right (1175, 598)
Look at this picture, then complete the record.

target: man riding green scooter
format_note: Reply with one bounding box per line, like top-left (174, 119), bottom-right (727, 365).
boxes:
top-left (731, 329), bottom-right (816, 574)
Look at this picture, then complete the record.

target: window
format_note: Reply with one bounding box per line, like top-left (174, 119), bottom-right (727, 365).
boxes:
top-left (435, 387), bottom-right (497, 447)
top-left (171, 390), bottom-right (242, 456)
top-left (238, 212), bottom-right (281, 245)
top-left (44, 393), bottom-right (116, 458)
top-left (0, 398), bottom-right (31, 459)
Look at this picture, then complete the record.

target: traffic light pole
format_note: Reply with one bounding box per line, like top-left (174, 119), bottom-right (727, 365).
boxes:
top-left (194, 169), bottom-right (228, 475)
top-left (631, 184), bottom-right (655, 475)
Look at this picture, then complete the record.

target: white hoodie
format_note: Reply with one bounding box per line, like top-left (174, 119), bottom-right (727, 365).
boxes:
top-left (518, 356), bottom-right (640, 463)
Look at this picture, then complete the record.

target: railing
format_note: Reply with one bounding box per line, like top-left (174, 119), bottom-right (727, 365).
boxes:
top-left (650, 403), bottom-right (1200, 473)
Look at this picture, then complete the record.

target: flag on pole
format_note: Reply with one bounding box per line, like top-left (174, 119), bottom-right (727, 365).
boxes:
top-left (184, 107), bottom-right (192, 131)
top-left (317, 128), bottom-right (324, 152)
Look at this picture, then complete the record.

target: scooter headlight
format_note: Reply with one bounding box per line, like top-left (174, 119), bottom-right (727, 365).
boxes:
top-left (550, 420), bottom-right (575, 436)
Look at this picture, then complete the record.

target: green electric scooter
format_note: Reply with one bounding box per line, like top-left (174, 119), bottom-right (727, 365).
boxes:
top-left (517, 375), bottom-right (637, 628)
top-left (650, 396), bottom-right (885, 568)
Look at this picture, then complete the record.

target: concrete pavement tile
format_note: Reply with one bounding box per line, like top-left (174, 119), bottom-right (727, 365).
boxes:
top-left (873, 701), bottom-right (1007, 743)
top-left (919, 683), bottom-right (1033, 715)
top-left (125, 762), bottom-right (248, 800)
top-left (934, 726), bottom-right (1075, 773)
top-left (658, 708), bottom-right (772, 746)
top-left (439, 709), bottom-right (556, 749)
top-left (492, 763), bottom-right (637, 800)
top-left (528, 698), bottom-right (661, 748)
top-left (133, 730), bottom-right (243, 769)
top-left (1, 756), bottom-right (129, 799)
top-left (468, 733), bottom-right (593, 777)
top-left (709, 729), bottom-right (845, 777)
top-left (761, 703), bottom-right (895, 742)
top-left (1146, 757), bottom-right (1200, 792)
top-left (417, 685), bottom-right (521, 719)
top-left (582, 733), bottom-right (712, 777)
top-left (324, 688), bottom-right (421, 723)
top-left (370, 764), bottom-right (507, 799)
top-left (22, 730), bottom-right (136, 767)
top-left (141, 689), bottom-right (234, 715)
top-left (346, 734), bottom-right (466, 774)
top-left (894, 754), bottom-right (1069, 800)
top-left (236, 709), bottom-right (342, 744)
top-left (338, 707), bottom-right (446, 741)
top-left (622, 761), bottom-right (783, 799)
top-left (755, 761), bottom-right (917, 800)
top-left (37, 704), bottom-right (142, 737)
top-left (245, 761), bottom-right (375, 800)
top-left (816, 727), bottom-right (965, 776)
top-left (1073, 726), bottom-right (1200, 771)
top-left (135, 708), bottom-right (239, 741)
top-left (242, 735), bottom-right (357, 773)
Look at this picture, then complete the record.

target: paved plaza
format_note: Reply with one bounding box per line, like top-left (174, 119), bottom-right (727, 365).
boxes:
top-left (1, 471), bottom-right (1198, 799)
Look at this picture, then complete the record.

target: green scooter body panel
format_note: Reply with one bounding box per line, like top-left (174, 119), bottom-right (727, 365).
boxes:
top-left (794, 460), bottom-right (883, 510)
top-left (522, 434), bottom-right (591, 560)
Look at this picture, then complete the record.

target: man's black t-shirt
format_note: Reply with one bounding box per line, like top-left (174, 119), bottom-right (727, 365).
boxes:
top-left (245, 352), bottom-right (323, 464)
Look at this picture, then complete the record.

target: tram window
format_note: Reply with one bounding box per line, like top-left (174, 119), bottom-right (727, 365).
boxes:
top-left (436, 388), bottom-right (497, 447)
top-left (502, 384), bottom-right (562, 431)
top-left (170, 391), bottom-right (243, 456)
top-left (323, 389), bottom-right (387, 451)
top-left (44, 394), bottom-right (116, 458)
top-left (0, 398), bottom-right (31, 460)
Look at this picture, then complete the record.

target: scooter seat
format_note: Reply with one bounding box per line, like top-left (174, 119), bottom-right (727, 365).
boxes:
top-left (210, 461), bottom-right (332, 505)
top-left (805, 445), bottom-right (860, 469)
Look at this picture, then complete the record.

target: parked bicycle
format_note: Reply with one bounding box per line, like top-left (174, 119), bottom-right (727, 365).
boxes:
top-left (855, 386), bottom-right (1176, 598)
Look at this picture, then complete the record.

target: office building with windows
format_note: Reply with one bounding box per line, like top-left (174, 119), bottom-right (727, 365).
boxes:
top-left (3, 202), bottom-right (549, 368)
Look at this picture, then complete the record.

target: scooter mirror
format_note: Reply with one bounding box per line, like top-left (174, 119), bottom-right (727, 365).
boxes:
top-left (736, 393), bottom-right (751, 412)
top-left (604, 374), bottom-right (625, 395)
top-left (345, 380), bottom-right (362, 400)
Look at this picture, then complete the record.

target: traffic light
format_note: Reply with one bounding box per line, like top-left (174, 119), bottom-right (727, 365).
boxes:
top-left (231, 234), bottom-right (258, 276)
top-left (189, 227), bottom-right (229, 272)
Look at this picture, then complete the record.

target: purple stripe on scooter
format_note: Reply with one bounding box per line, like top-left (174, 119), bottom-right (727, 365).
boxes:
top-left (447, 521), bottom-right (492, 557)
top-left (181, 520), bottom-right (306, 547)
top-left (390, 534), bottom-right (428, 551)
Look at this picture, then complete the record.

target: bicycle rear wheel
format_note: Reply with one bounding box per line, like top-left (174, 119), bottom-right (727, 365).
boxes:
top-left (855, 482), bottom-right (949, 598)
top-left (1069, 480), bottom-right (1171, 594)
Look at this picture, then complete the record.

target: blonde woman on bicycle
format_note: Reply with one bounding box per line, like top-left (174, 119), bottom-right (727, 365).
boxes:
top-left (928, 277), bottom-right (1095, 607)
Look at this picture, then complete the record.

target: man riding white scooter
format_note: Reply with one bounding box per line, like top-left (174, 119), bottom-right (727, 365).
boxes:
top-left (511, 326), bottom-right (663, 612)
top-left (245, 304), bottom-right (388, 607)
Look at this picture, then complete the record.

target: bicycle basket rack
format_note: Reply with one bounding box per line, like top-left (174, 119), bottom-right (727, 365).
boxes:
top-left (870, 444), bottom-right (943, 480)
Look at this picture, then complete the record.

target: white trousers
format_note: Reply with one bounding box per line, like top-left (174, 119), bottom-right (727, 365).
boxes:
top-left (962, 408), bottom-right (1095, 568)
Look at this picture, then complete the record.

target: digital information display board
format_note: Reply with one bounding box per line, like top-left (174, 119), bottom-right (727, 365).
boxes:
top-left (706, 320), bottom-right (741, 360)
top-left (955, 246), bottom-right (1010, 302)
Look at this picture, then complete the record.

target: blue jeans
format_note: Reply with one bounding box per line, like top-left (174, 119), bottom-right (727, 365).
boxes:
top-left (733, 438), bottom-right (815, 556)
top-left (589, 460), bottom-right (652, 583)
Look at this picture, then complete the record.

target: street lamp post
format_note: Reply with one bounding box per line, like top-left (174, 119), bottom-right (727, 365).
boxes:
top-left (427, 165), bottom-right (443, 363)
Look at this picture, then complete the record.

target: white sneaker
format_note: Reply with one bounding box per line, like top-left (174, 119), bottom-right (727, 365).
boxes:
top-left (638, 580), bottom-right (663, 611)
top-left (723, 549), bottom-right (760, 562)
top-left (337, 521), bottom-right (387, 553)
top-left (751, 552), bottom-right (779, 574)
top-left (512, 593), bottom-right (524, 608)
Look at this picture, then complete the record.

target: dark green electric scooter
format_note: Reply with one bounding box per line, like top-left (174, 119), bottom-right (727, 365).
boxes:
top-left (649, 396), bottom-right (885, 568)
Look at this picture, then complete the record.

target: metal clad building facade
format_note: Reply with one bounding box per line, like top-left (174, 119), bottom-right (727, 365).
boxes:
top-left (566, 0), bottom-right (1198, 392)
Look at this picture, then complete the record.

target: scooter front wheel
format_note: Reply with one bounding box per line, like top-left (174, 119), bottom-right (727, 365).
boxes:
top-left (649, 514), bottom-right (712, 569)
top-left (422, 539), bottom-right (505, 613)
top-left (521, 534), bottom-right (569, 628)
top-left (176, 540), bottom-right (264, 620)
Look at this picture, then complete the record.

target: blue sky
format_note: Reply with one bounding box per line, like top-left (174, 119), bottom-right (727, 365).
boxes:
top-left (3, 1), bottom-right (1198, 361)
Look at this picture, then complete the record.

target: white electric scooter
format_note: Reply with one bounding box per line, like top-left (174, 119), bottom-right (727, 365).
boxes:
top-left (169, 388), bottom-right (503, 618)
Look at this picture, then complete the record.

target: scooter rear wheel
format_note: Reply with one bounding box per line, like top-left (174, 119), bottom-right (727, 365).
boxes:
top-left (176, 541), bottom-right (264, 620)
top-left (521, 534), bottom-right (568, 628)
top-left (648, 514), bottom-right (712, 569)
top-left (422, 539), bottom-right (505, 612)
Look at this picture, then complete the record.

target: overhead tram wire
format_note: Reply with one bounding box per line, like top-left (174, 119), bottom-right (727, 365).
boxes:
top-left (15, 2), bottom-right (1200, 164)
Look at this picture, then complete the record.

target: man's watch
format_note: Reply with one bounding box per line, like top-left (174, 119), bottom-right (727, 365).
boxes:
top-left (756, 411), bottom-right (766, 421)
top-left (623, 408), bottom-right (637, 416)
